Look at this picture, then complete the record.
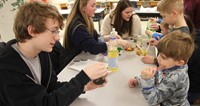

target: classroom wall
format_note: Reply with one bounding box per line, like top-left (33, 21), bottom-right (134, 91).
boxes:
top-left (0, 0), bottom-right (20, 42)
top-left (0, 0), bottom-right (44, 42)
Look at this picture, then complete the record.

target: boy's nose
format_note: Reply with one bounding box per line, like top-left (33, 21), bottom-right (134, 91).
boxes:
top-left (55, 34), bottom-right (60, 41)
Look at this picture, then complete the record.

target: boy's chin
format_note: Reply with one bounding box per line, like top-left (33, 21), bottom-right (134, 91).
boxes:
top-left (124, 19), bottom-right (130, 21)
top-left (45, 48), bottom-right (53, 53)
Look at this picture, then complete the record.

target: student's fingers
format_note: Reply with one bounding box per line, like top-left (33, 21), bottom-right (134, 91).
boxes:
top-left (115, 35), bottom-right (122, 39)
top-left (145, 30), bottom-right (150, 34)
top-left (125, 41), bottom-right (132, 48)
top-left (149, 38), bottom-right (155, 44)
top-left (84, 81), bottom-right (106, 91)
top-left (149, 17), bottom-right (157, 22)
top-left (84, 62), bottom-right (108, 80)
top-left (150, 23), bottom-right (159, 31)
top-left (147, 67), bottom-right (156, 75)
top-left (141, 67), bottom-right (155, 79)
top-left (119, 40), bottom-right (131, 49)
top-left (141, 55), bottom-right (155, 64)
top-left (156, 36), bottom-right (161, 40)
top-left (149, 38), bottom-right (158, 46)
top-left (144, 67), bottom-right (154, 75)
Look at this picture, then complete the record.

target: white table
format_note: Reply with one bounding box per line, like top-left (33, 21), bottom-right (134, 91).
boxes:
top-left (59, 8), bottom-right (105, 31)
top-left (58, 40), bottom-right (157, 106)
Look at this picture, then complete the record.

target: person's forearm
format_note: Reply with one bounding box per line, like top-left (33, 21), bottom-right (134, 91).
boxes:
top-left (103, 35), bottom-right (110, 42)
top-left (146, 30), bottom-right (154, 37)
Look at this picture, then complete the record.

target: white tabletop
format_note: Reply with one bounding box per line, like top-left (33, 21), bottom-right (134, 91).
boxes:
top-left (58, 40), bottom-right (157, 106)
top-left (59, 8), bottom-right (105, 15)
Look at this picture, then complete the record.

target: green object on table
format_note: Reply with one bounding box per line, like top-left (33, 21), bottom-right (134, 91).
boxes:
top-left (117, 47), bottom-right (123, 56)
top-left (146, 20), bottom-right (156, 39)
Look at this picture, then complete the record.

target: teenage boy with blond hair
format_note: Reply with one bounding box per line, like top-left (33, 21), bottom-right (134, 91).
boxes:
top-left (128, 31), bottom-right (194, 105)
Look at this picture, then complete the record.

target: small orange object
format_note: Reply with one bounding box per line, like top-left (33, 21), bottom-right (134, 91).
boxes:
top-left (125, 47), bottom-right (134, 51)
top-left (136, 49), bottom-right (142, 56)
top-left (136, 49), bottom-right (147, 56)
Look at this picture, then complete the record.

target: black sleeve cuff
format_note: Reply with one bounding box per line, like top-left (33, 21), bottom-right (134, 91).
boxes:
top-left (154, 58), bottom-right (159, 67)
top-left (156, 25), bottom-right (161, 32)
top-left (76, 70), bottom-right (91, 86)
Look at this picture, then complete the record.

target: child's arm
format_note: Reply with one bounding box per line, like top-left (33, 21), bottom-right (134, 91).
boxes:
top-left (145, 30), bottom-right (154, 37)
top-left (132, 67), bottom-right (156, 90)
top-left (137, 67), bottom-right (188, 105)
top-left (146, 30), bottom-right (163, 41)
top-left (152, 33), bottom-right (163, 40)
top-left (149, 17), bottom-right (162, 24)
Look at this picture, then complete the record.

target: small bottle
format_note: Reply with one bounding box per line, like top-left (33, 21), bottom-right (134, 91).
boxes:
top-left (107, 28), bottom-right (119, 72)
top-left (110, 28), bottom-right (118, 38)
top-left (136, 35), bottom-right (142, 47)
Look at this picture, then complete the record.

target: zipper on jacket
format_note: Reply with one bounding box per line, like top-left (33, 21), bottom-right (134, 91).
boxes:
top-left (45, 54), bottom-right (52, 90)
top-left (26, 74), bottom-right (38, 84)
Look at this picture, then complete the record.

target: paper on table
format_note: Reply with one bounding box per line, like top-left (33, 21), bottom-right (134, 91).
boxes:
top-left (69, 59), bottom-right (108, 72)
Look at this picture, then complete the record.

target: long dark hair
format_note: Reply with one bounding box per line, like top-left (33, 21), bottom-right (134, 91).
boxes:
top-left (110, 0), bottom-right (133, 36)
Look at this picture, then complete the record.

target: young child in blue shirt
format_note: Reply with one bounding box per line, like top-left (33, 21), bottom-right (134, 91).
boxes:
top-left (146, 21), bottom-right (170, 40)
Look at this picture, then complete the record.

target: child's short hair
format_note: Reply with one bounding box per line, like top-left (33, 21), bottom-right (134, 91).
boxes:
top-left (157, 0), bottom-right (184, 14)
top-left (160, 21), bottom-right (170, 30)
top-left (157, 30), bottom-right (194, 63)
top-left (14, 1), bottom-right (64, 42)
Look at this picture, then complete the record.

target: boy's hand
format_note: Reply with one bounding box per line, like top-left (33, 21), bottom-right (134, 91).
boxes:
top-left (141, 55), bottom-right (155, 64)
top-left (83, 62), bottom-right (108, 80)
top-left (84, 78), bottom-right (108, 91)
top-left (141, 67), bottom-right (156, 79)
top-left (149, 17), bottom-right (159, 23)
top-left (117, 39), bottom-right (132, 49)
top-left (145, 30), bottom-right (154, 37)
top-left (115, 34), bottom-right (122, 39)
top-left (149, 38), bottom-right (158, 46)
top-left (149, 23), bottom-right (159, 31)
top-left (128, 77), bottom-right (138, 88)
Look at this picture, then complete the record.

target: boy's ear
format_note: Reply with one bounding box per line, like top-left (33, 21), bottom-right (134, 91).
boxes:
top-left (175, 60), bottom-right (185, 66)
top-left (171, 10), bottom-right (178, 17)
top-left (27, 25), bottom-right (36, 37)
